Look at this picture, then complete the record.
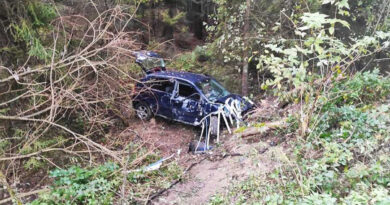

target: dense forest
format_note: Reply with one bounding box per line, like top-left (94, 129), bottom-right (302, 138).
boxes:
top-left (0, 0), bottom-right (390, 204)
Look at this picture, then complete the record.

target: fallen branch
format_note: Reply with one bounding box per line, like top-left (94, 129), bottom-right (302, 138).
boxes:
top-left (146, 157), bottom-right (208, 203)
top-left (0, 115), bottom-right (122, 163)
top-left (0, 147), bottom-right (87, 161)
top-left (239, 119), bottom-right (287, 138)
top-left (0, 171), bottom-right (22, 205)
top-left (146, 151), bottom-right (243, 203)
top-left (0, 188), bottom-right (50, 204)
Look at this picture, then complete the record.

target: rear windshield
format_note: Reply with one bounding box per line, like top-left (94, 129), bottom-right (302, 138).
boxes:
top-left (196, 78), bottom-right (230, 102)
top-left (140, 57), bottom-right (165, 70)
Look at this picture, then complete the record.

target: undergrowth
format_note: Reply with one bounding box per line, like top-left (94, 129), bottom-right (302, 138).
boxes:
top-left (30, 163), bottom-right (120, 205)
top-left (30, 150), bottom-right (182, 204)
top-left (209, 70), bottom-right (390, 204)
top-left (208, 7), bottom-right (390, 204)
top-left (167, 45), bottom-right (242, 93)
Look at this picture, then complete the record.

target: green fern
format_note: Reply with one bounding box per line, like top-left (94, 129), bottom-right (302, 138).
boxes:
top-left (8, 1), bottom-right (57, 61)
top-left (11, 21), bottom-right (51, 61)
top-left (27, 1), bottom-right (57, 28)
top-left (161, 10), bottom-right (185, 25)
top-left (24, 157), bottom-right (45, 170)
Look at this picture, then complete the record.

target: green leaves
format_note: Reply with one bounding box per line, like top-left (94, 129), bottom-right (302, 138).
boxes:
top-left (27, 1), bottom-right (57, 28)
top-left (7, 1), bottom-right (57, 62)
top-left (31, 163), bottom-right (120, 205)
top-left (300, 12), bottom-right (329, 30)
top-left (322, 0), bottom-right (350, 11)
top-left (336, 0), bottom-right (350, 9)
top-left (257, 8), bottom-right (390, 103)
top-left (329, 69), bottom-right (390, 106)
top-left (299, 13), bottom-right (350, 31)
top-left (161, 10), bottom-right (185, 25)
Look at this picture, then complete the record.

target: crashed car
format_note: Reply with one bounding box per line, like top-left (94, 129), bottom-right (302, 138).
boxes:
top-left (132, 51), bottom-right (254, 130)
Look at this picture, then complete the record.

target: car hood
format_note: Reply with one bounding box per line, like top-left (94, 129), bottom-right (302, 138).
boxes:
top-left (215, 94), bottom-right (254, 113)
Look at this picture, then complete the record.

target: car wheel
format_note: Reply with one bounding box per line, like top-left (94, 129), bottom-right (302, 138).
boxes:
top-left (135, 102), bottom-right (153, 120)
top-left (209, 116), bottom-right (219, 136)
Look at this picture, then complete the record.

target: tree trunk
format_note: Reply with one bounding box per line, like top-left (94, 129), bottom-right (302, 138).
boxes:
top-left (241, 0), bottom-right (251, 96)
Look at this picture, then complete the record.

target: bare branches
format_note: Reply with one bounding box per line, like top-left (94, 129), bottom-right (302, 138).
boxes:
top-left (0, 6), bottom-right (144, 190)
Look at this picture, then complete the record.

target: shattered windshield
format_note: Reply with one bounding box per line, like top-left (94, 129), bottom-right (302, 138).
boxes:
top-left (140, 57), bottom-right (165, 70)
top-left (196, 79), bottom-right (230, 102)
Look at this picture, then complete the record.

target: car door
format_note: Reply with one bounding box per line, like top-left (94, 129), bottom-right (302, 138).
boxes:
top-left (147, 77), bottom-right (175, 118)
top-left (171, 80), bottom-right (203, 125)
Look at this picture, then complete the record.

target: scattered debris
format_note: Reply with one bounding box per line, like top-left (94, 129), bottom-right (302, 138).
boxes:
top-left (125, 154), bottom-right (174, 173)
top-left (193, 97), bottom-right (251, 153)
top-left (189, 141), bottom-right (212, 153)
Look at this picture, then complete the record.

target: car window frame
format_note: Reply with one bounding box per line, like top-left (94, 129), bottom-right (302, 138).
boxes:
top-left (195, 78), bottom-right (230, 102)
top-left (175, 80), bottom-right (202, 101)
top-left (146, 76), bottom-right (175, 95)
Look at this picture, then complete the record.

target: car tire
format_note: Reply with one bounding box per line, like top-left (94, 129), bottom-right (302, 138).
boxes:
top-left (135, 102), bottom-right (153, 121)
top-left (209, 116), bottom-right (219, 136)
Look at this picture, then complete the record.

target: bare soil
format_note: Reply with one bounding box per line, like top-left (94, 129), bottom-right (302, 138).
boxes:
top-left (137, 98), bottom-right (290, 204)
top-left (3, 97), bottom-right (288, 205)
top-left (152, 139), bottom-right (284, 205)
top-left (123, 117), bottom-right (200, 166)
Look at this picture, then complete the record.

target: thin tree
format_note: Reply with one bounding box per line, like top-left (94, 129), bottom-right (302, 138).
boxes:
top-left (241, 0), bottom-right (251, 96)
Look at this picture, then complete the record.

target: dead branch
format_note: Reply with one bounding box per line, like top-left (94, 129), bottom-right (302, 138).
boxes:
top-left (239, 119), bottom-right (287, 138)
top-left (0, 115), bottom-right (122, 162)
top-left (0, 7), bottom-right (146, 180)
top-left (0, 188), bottom-right (50, 205)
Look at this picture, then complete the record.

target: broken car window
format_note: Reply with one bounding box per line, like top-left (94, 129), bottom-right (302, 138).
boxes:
top-left (196, 78), bottom-right (230, 102)
top-left (178, 82), bottom-right (200, 100)
top-left (140, 57), bottom-right (165, 70)
top-left (146, 78), bottom-right (174, 94)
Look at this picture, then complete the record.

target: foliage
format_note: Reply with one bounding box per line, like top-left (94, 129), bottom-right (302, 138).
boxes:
top-left (30, 163), bottom-right (120, 205)
top-left (161, 10), bottom-right (186, 25)
top-left (208, 8), bottom-right (390, 201)
top-left (167, 45), bottom-right (242, 93)
top-left (209, 1), bottom-right (390, 204)
top-left (0, 5), bottom-right (145, 204)
top-left (6, 1), bottom-right (57, 62)
top-left (206, 0), bottom-right (390, 94)
top-left (205, 0), bottom-right (324, 82)
top-left (1, 0), bottom-right (390, 204)
top-left (28, 140), bottom-right (183, 204)
top-left (168, 46), bottom-right (211, 71)
top-left (27, 1), bottom-right (57, 28)
top-left (258, 11), bottom-right (390, 101)
top-left (209, 74), bottom-right (390, 204)
top-left (326, 69), bottom-right (390, 106)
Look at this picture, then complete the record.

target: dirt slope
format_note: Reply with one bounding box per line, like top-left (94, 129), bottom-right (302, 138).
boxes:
top-left (145, 98), bottom-right (288, 204)
top-left (153, 140), bottom-right (283, 205)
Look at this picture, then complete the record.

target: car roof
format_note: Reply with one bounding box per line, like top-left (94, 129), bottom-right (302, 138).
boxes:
top-left (147, 71), bottom-right (210, 84)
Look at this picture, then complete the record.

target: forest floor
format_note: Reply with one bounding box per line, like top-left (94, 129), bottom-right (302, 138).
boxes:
top-left (0, 97), bottom-right (293, 204)
top-left (125, 98), bottom-right (293, 204)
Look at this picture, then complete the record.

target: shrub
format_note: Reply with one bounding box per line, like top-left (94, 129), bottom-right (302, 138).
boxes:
top-left (30, 163), bottom-right (120, 205)
top-left (327, 69), bottom-right (390, 107)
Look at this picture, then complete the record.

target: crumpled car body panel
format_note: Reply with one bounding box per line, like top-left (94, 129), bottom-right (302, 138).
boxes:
top-left (133, 71), bottom-right (254, 126)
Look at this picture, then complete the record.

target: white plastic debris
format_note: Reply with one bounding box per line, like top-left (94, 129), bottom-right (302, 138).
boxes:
top-left (125, 154), bottom-right (174, 173)
top-left (193, 97), bottom-right (245, 153)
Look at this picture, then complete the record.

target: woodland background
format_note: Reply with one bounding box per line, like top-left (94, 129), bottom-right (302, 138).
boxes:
top-left (0, 0), bottom-right (390, 204)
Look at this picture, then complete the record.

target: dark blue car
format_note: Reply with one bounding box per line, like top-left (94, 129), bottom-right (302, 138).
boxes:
top-left (132, 51), bottom-right (253, 128)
